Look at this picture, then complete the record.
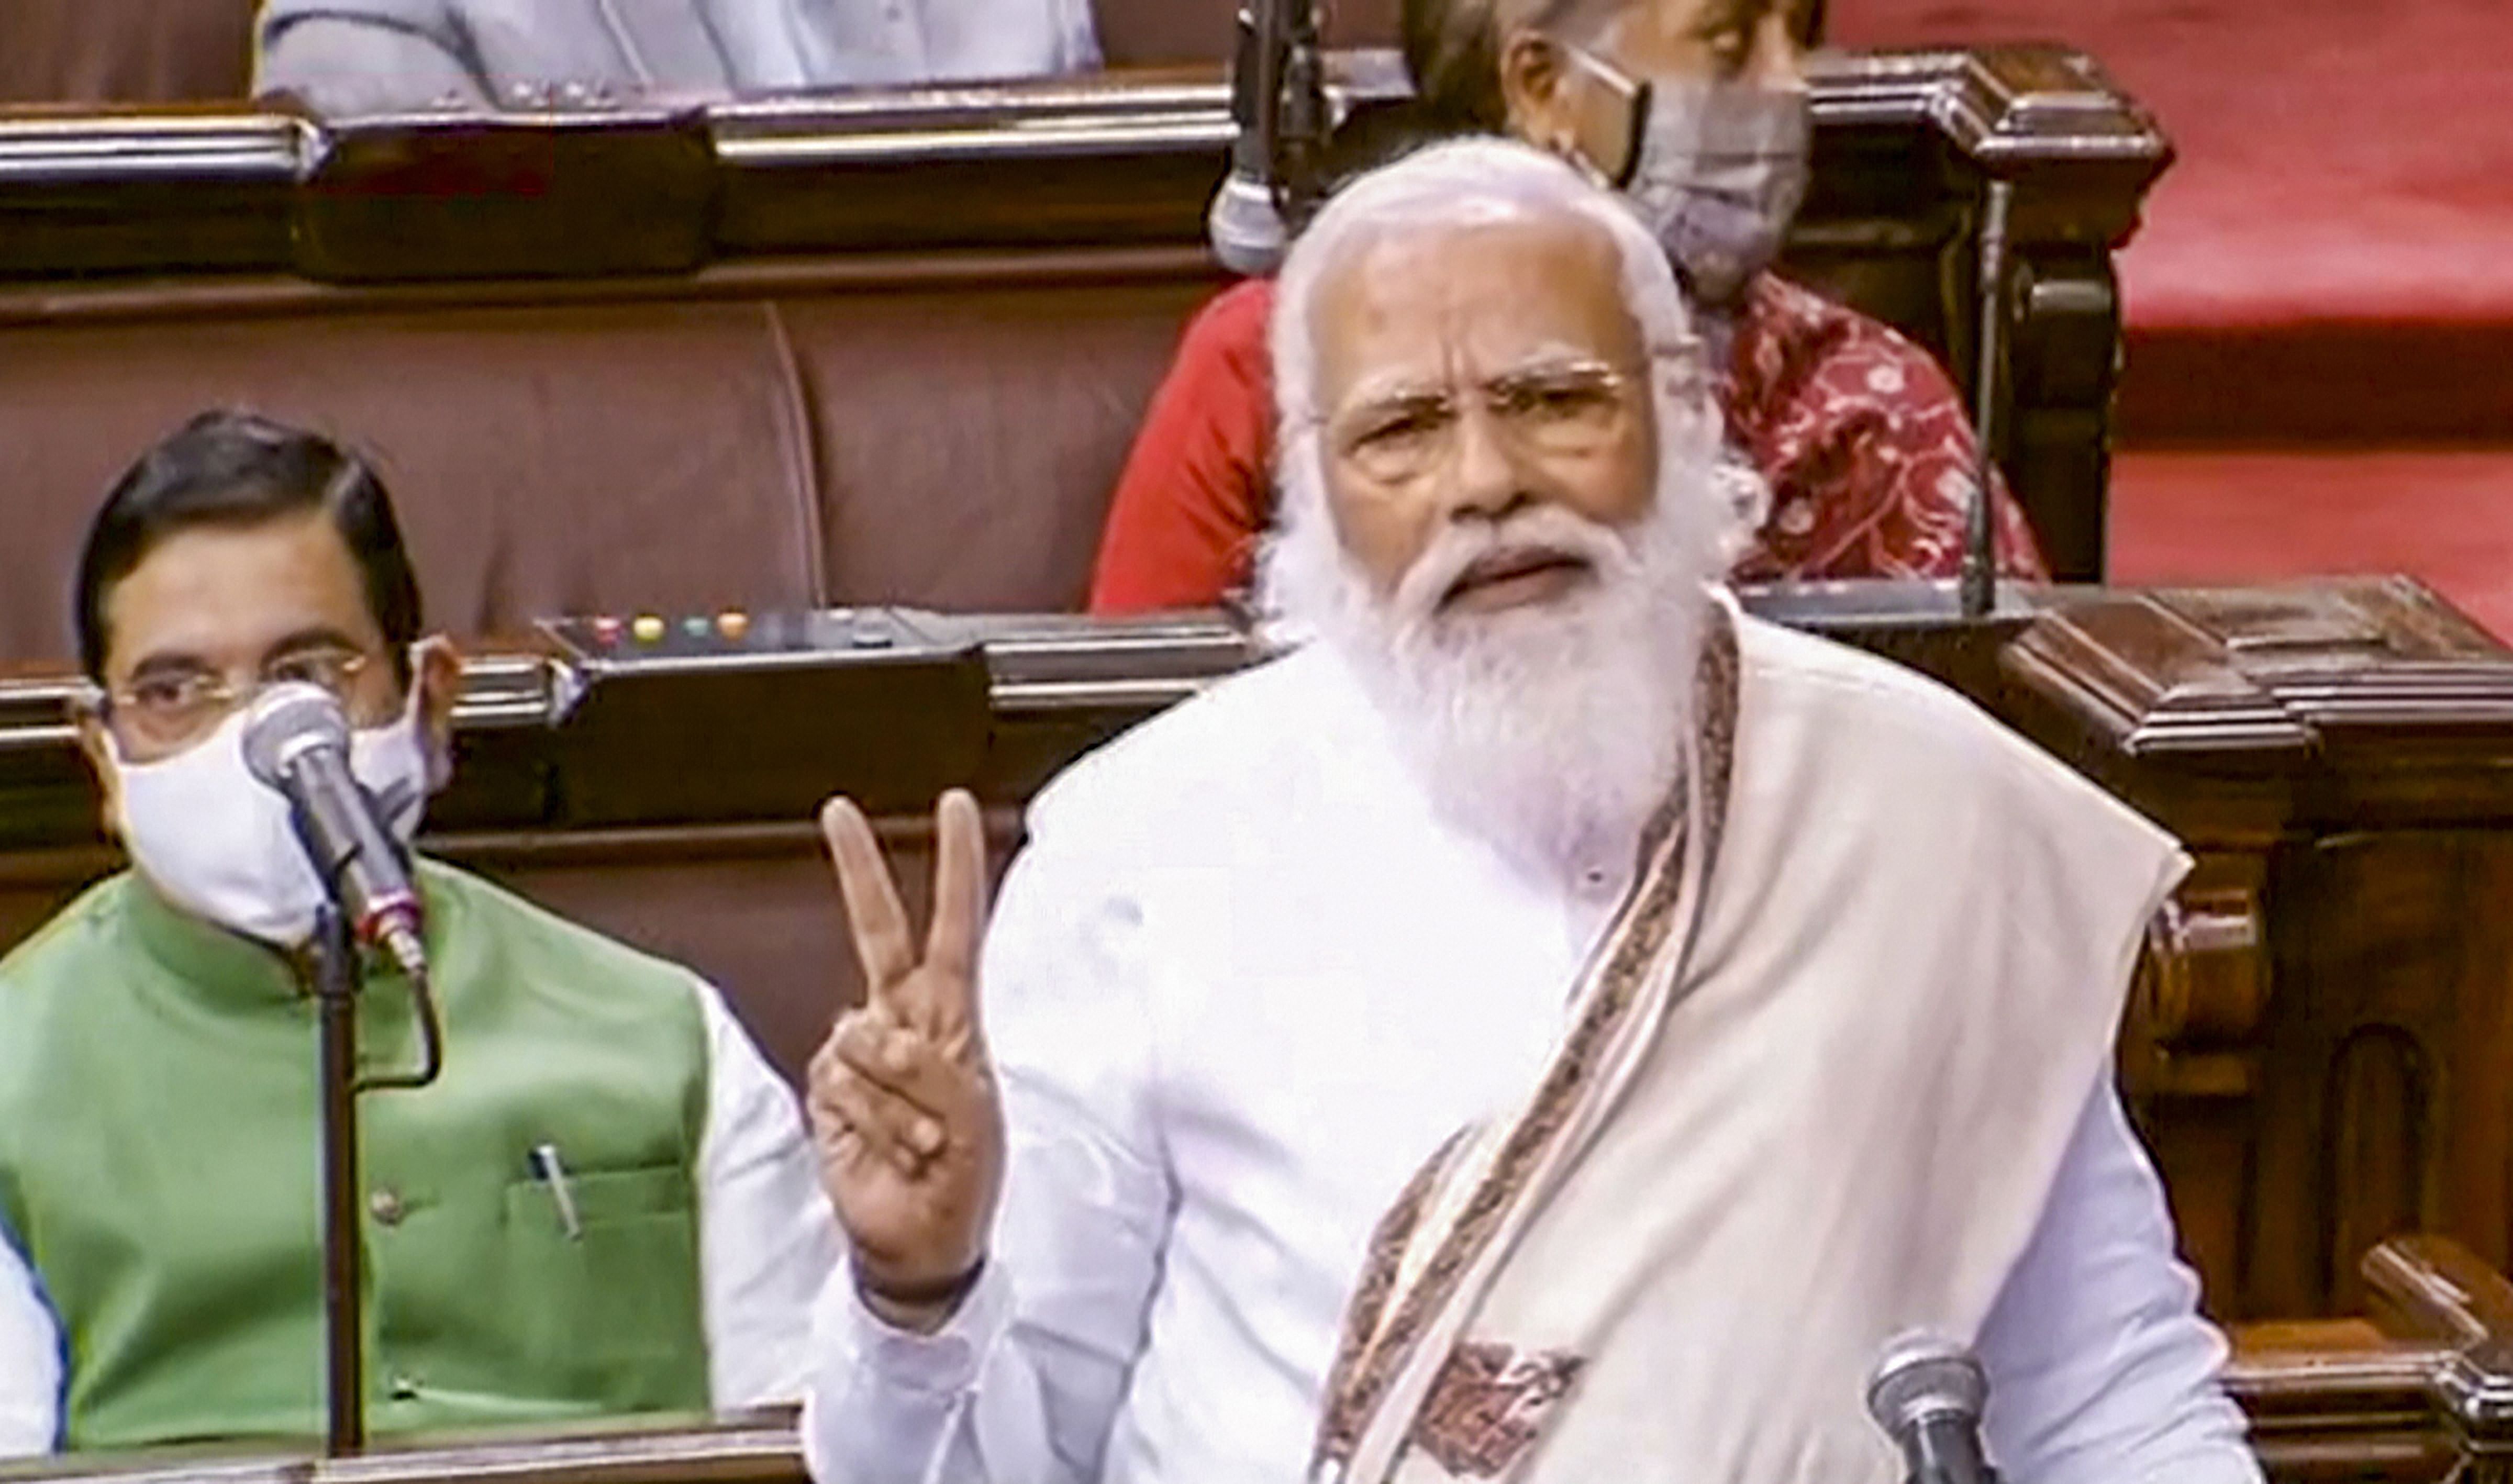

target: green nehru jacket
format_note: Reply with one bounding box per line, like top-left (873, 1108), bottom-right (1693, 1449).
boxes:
top-left (0, 861), bottom-right (714, 1452)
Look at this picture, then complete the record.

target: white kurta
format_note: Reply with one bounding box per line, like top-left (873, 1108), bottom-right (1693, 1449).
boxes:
top-left (803, 616), bottom-right (2262, 1484)
top-left (0, 983), bottom-right (836, 1457)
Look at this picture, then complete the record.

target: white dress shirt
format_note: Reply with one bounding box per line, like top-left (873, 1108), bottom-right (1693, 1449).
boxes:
top-left (0, 981), bottom-right (836, 1458)
top-left (766, 0), bottom-right (1100, 88)
top-left (803, 626), bottom-right (2262, 1484)
top-left (254, 0), bottom-right (1100, 115)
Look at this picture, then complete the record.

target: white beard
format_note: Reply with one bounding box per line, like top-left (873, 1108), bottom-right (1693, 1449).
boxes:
top-left (1270, 492), bottom-right (1715, 883)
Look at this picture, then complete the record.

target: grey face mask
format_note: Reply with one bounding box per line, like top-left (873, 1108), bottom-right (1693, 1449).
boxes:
top-left (1570, 51), bottom-right (1814, 308)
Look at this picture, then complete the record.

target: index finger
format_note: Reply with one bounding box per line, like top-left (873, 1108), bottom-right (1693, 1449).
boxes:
top-left (921, 789), bottom-right (989, 1038)
top-left (821, 795), bottom-right (916, 1007)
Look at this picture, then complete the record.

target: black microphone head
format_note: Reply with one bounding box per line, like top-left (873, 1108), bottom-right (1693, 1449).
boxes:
top-left (1866, 1331), bottom-right (1988, 1437)
top-left (241, 681), bottom-right (352, 787)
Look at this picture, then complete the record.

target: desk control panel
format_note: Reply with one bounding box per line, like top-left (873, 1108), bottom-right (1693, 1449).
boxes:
top-left (532, 607), bottom-right (990, 824)
top-left (540, 606), bottom-right (1261, 711)
top-left (541, 607), bottom-right (949, 671)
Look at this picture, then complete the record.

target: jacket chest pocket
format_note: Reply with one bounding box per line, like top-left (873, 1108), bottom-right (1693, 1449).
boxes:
top-left (500, 1164), bottom-right (705, 1395)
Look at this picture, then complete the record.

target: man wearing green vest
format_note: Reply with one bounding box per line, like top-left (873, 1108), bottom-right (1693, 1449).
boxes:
top-left (0, 410), bottom-right (838, 1457)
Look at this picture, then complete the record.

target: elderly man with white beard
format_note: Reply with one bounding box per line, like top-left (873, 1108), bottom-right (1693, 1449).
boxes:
top-left (796, 139), bottom-right (2262, 1484)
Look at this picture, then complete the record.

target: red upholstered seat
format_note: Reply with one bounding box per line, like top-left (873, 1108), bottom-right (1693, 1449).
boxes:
top-left (1836, 0), bottom-right (2513, 340)
top-left (2109, 451), bottom-right (2513, 642)
top-left (1837, 0), bottom-right (2513, 637)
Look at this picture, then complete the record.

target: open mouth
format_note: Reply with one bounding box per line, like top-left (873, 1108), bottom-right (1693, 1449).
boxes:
top-left (1438, 546), bottom-right (1596, 615)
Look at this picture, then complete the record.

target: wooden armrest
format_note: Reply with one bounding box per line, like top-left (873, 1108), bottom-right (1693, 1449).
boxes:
top-left (2214, 1238), bottom-right (2513, 1480)
top-left (2228, 1319), bottom-right (2448, 1431)
top-left (2365, 1235), bottom-right (2513, 1350)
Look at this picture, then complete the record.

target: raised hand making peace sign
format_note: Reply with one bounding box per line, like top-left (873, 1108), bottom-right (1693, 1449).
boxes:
top-left (808, 789), bottom-right (1005, 1331)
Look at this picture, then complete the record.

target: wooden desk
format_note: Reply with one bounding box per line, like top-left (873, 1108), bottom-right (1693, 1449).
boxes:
top-left (7, 581), bottom-right (2513, 1320)
top-left (0, 1409), bottom-right (804, 1484)
top-left (1997, 579), bottom-right (2513, 1320)
top-left (2233, 1235), bottom-right (2513, 1482)
top-left (8, 1235), bottom-right (2513, 1484)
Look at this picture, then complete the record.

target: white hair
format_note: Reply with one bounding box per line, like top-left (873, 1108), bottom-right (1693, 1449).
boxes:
top-left (1260, 136), bottom-right (1764, 634)
top-left (1255, 138), bottom-right (1766, 876)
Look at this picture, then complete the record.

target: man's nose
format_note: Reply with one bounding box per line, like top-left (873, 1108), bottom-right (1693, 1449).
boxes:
top-left (1441, 401), bottom-right (1533, 521)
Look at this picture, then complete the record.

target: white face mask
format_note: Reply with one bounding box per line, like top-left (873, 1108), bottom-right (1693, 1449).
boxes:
top-left (1571, 52), bottom-right (1814, 308)
top-left (108, 679), bottom-right (435, 949)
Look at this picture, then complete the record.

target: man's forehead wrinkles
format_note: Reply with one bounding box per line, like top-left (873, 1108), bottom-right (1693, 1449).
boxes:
top-left (1313, 213), bottom-right (1634, 416)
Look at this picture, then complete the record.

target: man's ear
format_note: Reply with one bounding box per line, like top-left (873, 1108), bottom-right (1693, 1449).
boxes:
top-left (73, 702), bottom-right (123, 840)
top-left (413, 637), bottom-right (463, 785)
top-left (1498, 29), bottom-right (1579, 155)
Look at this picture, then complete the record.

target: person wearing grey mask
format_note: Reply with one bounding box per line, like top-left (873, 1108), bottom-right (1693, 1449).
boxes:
top-left (1087, 0), bottom-right (2051, 615)
top-left (1547, 39), bottom-right (1813, 329)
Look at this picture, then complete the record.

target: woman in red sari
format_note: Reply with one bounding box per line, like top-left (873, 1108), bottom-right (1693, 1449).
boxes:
top-left (1087, 0), bottom-right (2045, 614)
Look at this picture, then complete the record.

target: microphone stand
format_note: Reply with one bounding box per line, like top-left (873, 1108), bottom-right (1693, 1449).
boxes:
top-left (1960, 175), bottom-right (2017, 620)
top-left (309, 902), bottom-right (366, 1456)
top-left (1247, 0), bottom-right (1286, 203)
top-left (1275, 0), bottom-right (1326, 228)
top-left (1211, 0), bottom-right (1326, 273)
top-left (306, 866), bottom-right (446, 1456)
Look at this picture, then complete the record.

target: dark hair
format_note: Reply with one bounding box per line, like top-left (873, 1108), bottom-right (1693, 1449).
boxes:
top-left (1399, 0), bottom-right (1827, 134)
top-left (1401, 0), bottom-right (1516, 133)
top-left (74, 410), bottom-right (422, 685)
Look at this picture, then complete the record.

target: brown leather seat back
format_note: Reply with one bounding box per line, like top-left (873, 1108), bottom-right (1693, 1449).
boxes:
top-left (0, 0), bottom-right (257, 104)
top-left (465, 817), bottom-right (1021, 1084)
top-left (0, 298), bottom-right (828, 655)
top-left (787, 279), bottom-right (1219, 611)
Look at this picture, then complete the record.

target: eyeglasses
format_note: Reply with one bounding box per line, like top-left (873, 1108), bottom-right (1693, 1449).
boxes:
top-left (94, 648), bottom-right (382, 753)
top-left (1328, 362), bottom-right (1644, 487)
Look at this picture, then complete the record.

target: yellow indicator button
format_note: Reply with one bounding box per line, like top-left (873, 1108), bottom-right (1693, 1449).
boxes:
top-left (630, 614), bottom-right (666, 644)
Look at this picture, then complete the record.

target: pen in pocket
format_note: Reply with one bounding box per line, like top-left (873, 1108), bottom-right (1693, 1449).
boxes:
top-left (530, 1143), bottom-right (583, 1242)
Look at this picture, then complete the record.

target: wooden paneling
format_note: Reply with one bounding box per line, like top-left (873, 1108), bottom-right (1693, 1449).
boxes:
top-left (0, 47), bottom-right (2169, 587)
top-left (2003, 578), bottom-right (2513, 1320)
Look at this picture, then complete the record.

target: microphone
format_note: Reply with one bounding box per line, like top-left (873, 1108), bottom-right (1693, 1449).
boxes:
top-left (1208, 1), bottom-right (1289, 275)
top-left (1208, 170), bottom-right (1288, 277)
top-left (1865, 1332), bottom-right (1999, 1484)
top-left (242, 682), bottom-right (429, 983)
